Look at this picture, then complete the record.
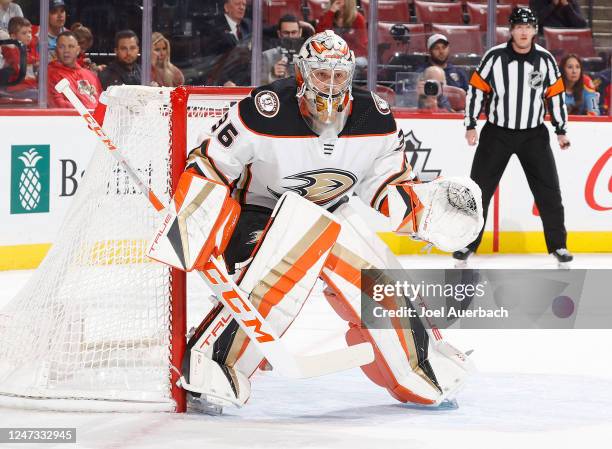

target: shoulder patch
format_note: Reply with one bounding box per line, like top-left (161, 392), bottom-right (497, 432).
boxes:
top-left (371, 91), bottom-right (391, 115)
top-left (254, 90), bottom-right (280, 118)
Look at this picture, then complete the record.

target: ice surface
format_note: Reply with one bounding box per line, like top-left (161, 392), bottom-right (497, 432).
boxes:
top-left (1, 254), bottom-right (611, 449)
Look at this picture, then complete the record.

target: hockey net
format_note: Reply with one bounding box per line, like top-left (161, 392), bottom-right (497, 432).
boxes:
top-left (0, 86), bottom-right (250, 412)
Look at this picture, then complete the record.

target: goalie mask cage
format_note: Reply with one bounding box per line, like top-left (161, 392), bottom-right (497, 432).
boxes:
top-left (0, 85), bottom-right (250, 412)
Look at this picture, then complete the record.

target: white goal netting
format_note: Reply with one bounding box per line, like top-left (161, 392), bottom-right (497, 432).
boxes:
top-left (0, 85), bottom-right (248, 412)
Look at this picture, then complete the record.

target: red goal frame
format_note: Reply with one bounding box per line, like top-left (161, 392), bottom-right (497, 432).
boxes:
top-left (169, 86), bottom-right (252, 412)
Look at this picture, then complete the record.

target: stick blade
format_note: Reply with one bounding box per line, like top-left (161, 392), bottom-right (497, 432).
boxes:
top-left (287, 342), bottom-right (375, 379)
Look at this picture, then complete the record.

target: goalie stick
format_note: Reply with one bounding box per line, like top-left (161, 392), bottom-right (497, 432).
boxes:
top-left (55, 79), bottom-right (374, 380)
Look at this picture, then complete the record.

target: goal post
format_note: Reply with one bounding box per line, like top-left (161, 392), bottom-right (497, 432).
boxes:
top-left (0, 85), bottom-right (250, 412)
top-left (168, 86), bottom-right (250, 412)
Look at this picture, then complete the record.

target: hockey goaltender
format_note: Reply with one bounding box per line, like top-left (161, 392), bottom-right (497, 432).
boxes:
top-left (147, 31), bottom-right (484, 413)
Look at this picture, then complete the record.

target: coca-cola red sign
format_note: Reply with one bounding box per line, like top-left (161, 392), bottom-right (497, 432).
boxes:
top-left (585, 147), bottom-right (612, 212)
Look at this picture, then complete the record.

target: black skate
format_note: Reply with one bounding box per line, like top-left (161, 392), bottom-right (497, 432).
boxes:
top-left (551, 248), bottom-right (573, 269)
top-left (452, 248), bottom-right (473, 268)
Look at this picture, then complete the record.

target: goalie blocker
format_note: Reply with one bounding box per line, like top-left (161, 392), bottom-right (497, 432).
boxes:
top-left (148, 172), bottom-right (478, 409)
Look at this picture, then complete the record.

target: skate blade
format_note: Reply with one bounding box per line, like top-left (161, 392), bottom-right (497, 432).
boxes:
top-left (558, 262), bottom-right (571, 270)
top-left (187, 394), bottom-right (224, 415)
top-left (401, 398), bottom-right (459, 411)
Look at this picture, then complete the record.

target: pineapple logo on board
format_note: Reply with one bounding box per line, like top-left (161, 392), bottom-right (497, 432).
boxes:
top-left (10, 145), bottom-right (50, 214)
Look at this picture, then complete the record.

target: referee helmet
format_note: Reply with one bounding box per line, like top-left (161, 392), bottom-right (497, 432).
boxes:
top-left (509, 7), bottom-right (538, 27)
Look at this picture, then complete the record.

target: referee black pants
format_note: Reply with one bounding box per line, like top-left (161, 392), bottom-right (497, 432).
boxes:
top-left (468, 122), bottom-right (567, 253)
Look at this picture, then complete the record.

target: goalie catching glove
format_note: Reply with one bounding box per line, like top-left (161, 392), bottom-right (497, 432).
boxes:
top-left (147, 172), bottom-right (240, 271)
top-left (388, 177), bottom-right (484, 253)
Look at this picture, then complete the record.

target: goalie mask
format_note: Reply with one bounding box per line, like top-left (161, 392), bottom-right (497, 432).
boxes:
top-left (295, 31), bottom-right (355, 138)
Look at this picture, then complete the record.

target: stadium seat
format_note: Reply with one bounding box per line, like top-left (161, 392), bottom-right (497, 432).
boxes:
top-left (377, 22), bottom-right (427, 64)
top-left (432, 24), bottom-right (483, 55)
top-left (466, 3), bottom-right (512, 28)
top-left (463, 0), bottom-right (524, 6)
top-left (0, 95), bottom-right (35, 105)
top-left (543, 27), bottom-right (597, 59)
top-left (361, 0), bottom-right (411, 23)
top-left (414, 0), bottom-right (464, 25)
top-left (306, 0), bottom-right (328, 22)
top-left (496, 26), bottom-right (510, 44)
top-left (443, 85), bottom-right (466, 112)
top-left (264, 0), bottom-right (303, 27)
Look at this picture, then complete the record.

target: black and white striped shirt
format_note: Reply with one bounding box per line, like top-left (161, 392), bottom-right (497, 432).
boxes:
top-left (465, 42), bottom-right (567, 134)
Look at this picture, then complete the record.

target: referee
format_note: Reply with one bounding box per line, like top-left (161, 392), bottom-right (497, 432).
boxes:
top-left (454, 7), bottom-right (573, 266)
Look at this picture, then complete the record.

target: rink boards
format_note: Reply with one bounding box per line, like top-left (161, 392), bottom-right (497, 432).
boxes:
top-left (0, 110), bottom-right (610, 270)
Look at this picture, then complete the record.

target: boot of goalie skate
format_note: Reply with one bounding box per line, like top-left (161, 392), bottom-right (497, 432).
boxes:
top-left (179, 350), bottom-right (251, 414)
top-left (452, 247), bottom-right (473, 268)
top-left (551, 248), bottom-right (573, 269)
top-left (180, 326), bottom-right (251, 414)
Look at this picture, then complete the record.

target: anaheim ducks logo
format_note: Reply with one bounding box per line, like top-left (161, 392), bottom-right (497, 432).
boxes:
top-left (267, 169), bottom-right (357, 205)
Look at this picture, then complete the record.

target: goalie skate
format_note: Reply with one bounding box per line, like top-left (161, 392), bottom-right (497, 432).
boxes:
top-left (186, 392), bottom-right (225, 415)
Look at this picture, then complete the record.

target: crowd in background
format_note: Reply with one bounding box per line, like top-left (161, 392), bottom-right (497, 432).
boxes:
top-left (0, 0), bottom-right (609, 115)
top-left (0, 0), bottom-right (187, 107)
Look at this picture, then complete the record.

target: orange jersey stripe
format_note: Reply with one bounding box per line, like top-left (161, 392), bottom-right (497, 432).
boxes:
top-left (545, 77), bottom-right (565, 99)
top-left (469, 71), bottom-right (492, 94)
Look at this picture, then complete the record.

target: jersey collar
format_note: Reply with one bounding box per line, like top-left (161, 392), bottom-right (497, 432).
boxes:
top-left (506, 40), bottom-right (537, 64)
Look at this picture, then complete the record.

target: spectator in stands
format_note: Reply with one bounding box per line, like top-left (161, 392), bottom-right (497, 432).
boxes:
top-left (26, 1), bottom-right (67, 62)
top-left (0, 0), bottom-right (23, 32)
top-left (417, 65), bottom-right (453, 112)
top-left (316, 0), bottom-right (367, 60)
top-left (560, 53), bottom-right (599, 115)
top-left (529, 0), bottom-right (587, 33)
top-left (216, 15), bottom-right (310, 87)
top-left (592, 69), bottom-right (609, 115)
top-left (151, 32), bottom-right (184, 87)
top-left (2, 16), bottom-right (38, 98)
top-left (201, 0), bottom-right (252, 85)
top-left (47, 31), bottom-right (101, 108)
top-left (423, 34), bottom-right (468, 91)
top-left (47, 0), bottom-right (67, 55)
top-left (98, 30), bottom-right (141, 90)
top-left (261, 15), bottom-right (304, 85)
top-left (0, 29), bottom-right (10, 84)
top-left (204, 0), bottom-right (251, 57)
top-left (70, 23), bottom-right (103, 74)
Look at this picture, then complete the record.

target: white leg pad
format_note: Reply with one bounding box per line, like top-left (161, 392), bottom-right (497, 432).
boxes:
top-left (224, 192), bottom-right (341, 377)
top-left (322, 202), bottom-right (472, 406)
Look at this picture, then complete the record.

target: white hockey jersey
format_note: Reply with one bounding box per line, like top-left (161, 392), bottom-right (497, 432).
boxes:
top-left (186, 78), bottom-right (411, 213)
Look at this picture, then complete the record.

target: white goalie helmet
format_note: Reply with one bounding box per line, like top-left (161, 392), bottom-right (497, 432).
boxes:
top-left (295, 30), bottom-right (356, 137)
